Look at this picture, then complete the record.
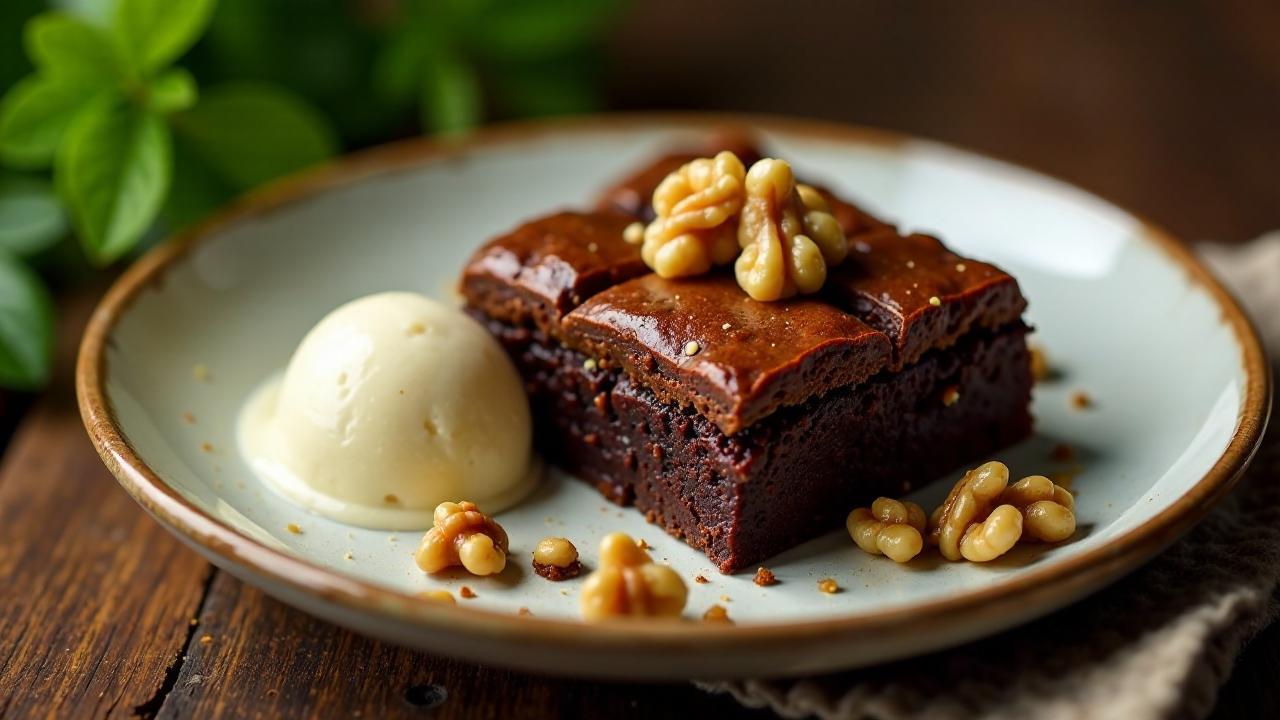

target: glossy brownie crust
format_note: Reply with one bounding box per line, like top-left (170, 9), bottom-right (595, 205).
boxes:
top-left (481, 315), bottom-right (1033, 573)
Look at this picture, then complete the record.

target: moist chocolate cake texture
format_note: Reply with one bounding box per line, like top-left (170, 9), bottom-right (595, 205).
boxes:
top-left (459, 138), bottom-right (1032, 573)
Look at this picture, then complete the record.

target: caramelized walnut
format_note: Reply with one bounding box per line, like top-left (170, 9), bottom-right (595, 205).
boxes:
top-left (928, 461), bottom-right (1021, 562)
top-left (414, 501), bottom-right (509, 576)
top-left (735, 160), bottom-right (847, 301)
top-left (640, 151), bottom-right (746, 278)
top-left (532, 536), bottom-right (582, 580)
top-left (1000, 475), bottom-right (1076, 542)
top-left (579, 532), bottom-right (687, 621)
top-left (847, 497), bottom-right (928, 563)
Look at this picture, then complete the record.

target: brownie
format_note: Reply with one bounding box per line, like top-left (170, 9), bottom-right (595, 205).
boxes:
top-left (459, 141), bottom-right (1033, 573)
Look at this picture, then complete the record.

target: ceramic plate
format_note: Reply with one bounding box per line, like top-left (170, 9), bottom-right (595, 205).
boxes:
top-left (78, 115), bottom-right (1269, 680)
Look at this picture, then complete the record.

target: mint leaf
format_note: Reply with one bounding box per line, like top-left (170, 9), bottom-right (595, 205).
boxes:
top-left (25, 13), bottom-right (123, 86)
top-left (0, 252), bottom-right (55, 390)
top-left (0, 75), bottom-right (98, 168)
top-left (172, 83), bottom-right (337, 190)
top-left (57, 100), bottom-right (171, 265)
top-left (148, 67), bottom-right (197, 114)
top-left (113, 0), bottom-right (216, 74)
top-left (0, 173), bottom-right (66, 256)
top-left (420, 55), bottom-right (481, 134)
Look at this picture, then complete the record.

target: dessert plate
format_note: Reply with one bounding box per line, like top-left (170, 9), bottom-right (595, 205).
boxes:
top-left (78, 115), bottom-right (1269, 679)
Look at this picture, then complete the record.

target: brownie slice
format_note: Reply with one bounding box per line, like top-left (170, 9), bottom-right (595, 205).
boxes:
top-left (458, 143), bottom-right (1033, 573)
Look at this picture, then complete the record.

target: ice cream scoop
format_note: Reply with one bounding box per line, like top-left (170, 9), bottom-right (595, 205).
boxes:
top-left (238, 292), bottom-right (538, 529)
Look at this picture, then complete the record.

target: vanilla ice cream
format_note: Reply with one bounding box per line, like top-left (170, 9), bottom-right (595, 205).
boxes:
top-left (237, 292), bottom-right (538, 529)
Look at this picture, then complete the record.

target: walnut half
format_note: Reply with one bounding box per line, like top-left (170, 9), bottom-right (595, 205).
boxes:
top-left (735, 159), bottom-right (847, 301)
top-left (640, 151), bottom-right (746, 278)
top-left (414, 501), bottom-right (509, 576)
top-left (579, 532), bottom-right (687, 621)
top-left (928, 461), bottom-right (1019, 562)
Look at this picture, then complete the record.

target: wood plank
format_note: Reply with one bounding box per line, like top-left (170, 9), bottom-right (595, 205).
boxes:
top-left (0, 292), bottom-right (214, 718)
top-left (157, 572), bottom-right (765, 720)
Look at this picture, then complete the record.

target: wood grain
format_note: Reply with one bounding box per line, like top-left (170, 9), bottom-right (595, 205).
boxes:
top-left (156, 572), bottom-right (763, 720)
top-left (0, 293), bottom-right (214, 718)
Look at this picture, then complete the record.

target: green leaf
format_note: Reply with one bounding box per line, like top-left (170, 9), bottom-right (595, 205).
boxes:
top-left (0, 75), bottom-right (98, 169)
top-left (0, 252), bottom-right (55, 390)
top-left (420, 55), bottom-right (481, 134)
top-left (147, 67), bottom-right (197, 113)
top-left (57, 100), bottom-right (171, 265)
top-left (172, 83), bottom-right (337, 190)
top-left (0, 173), bottom-right (67, 256)
top-left (25, 13), bottom-right (123, 86)
top-left (113, 0), bottom-right (216, 73)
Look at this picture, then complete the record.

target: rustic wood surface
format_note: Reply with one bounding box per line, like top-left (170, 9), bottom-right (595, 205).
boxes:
top-left (2, 3), bottom-right (1278, 718)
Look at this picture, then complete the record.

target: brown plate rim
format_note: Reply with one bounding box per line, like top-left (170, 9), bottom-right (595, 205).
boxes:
top-left (76, 112), bottom-right (1272, 652)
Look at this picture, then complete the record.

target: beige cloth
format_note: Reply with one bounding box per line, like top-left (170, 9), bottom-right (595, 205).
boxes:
top-left (701, 235), bottom-right (1280, 720)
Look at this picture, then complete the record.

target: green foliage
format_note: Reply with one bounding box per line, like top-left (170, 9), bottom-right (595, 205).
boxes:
top-left (0, 172), bottom-right (66, 257)
top-left (113, 0), bottom-right (216, 73)
top-left (378, 0), bottom-right (623, 133)
top-left (0, 0), bottom-right (623, 391)
top-left (0, 252), bottom-right (55, 390)
top-left (57, 98), bottom-right (171, 264)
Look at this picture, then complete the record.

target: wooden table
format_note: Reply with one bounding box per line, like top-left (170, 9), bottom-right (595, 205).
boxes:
top-left (3, 4), bottom-right (1278, 717)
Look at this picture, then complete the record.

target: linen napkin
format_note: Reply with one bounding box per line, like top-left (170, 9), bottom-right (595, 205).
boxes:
top-left (700, 233), bottom-right (1280, 720)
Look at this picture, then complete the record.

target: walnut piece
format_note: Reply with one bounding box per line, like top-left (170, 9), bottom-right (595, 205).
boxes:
top-left (579, 532), bottom-right (687, 621)
top-left (414, 501), bottom-right (509, 576)
top-left (847, 497), bottom-right (928, 563)
top-left (532, 536), bottom-right (582, 580)
top-left (999, 475), bottom-right (1076, 542)
top-left (641, 151), bottom-right (746, 278)
top-left (928, 461), bottom-right (1022, 562)
top-left (735, 159), bottom-right (847, 301)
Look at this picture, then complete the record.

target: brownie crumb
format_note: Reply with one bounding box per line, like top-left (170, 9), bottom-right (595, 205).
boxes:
top-left (753, 567), bottom-right (777, 587)
top-left (694, 575), bottom-right (709, 584)
top-left (635, 537), bottom-right (651, 550)
top-left (1029, 345), bottom-right (1051, 381)
top-left (532, 559), bottom-right (582, 581)
top-left (1069, 391), bottom-right (1092, 409)
top-left (941, 385), bottom-right (961, 407)
top-left (518, 607), bottom-right (533, 616)
top-left (1050, 443), bottom-right (1075, 462)
top-left (459, 586), bottom-right (476, 599)
top-left (703, 605), bottom-right (732, 623)
top-left (817, 578), bottom-right (840, 594)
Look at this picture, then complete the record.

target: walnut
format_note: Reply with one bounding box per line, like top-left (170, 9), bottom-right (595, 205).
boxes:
top-left (1000, 475), bottom-right (1076, 542)
top-left (735, 160), bottom-right (847, 301)
top-left (532, 536), bottom-right (582, 580)
top-left (414, 501), bottom-right (509, 576)
top-left (640, 151), bottom-right (746, 278)
top-left (579, 532), bottom-right (687, 621)
top-left (847, 497), bottom-right (928, 563)
top-left (928, 461), bottom-right (1022, 562)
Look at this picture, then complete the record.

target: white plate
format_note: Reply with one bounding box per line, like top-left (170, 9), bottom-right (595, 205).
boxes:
top-left (78, 115), bottom-right (1269, 679)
